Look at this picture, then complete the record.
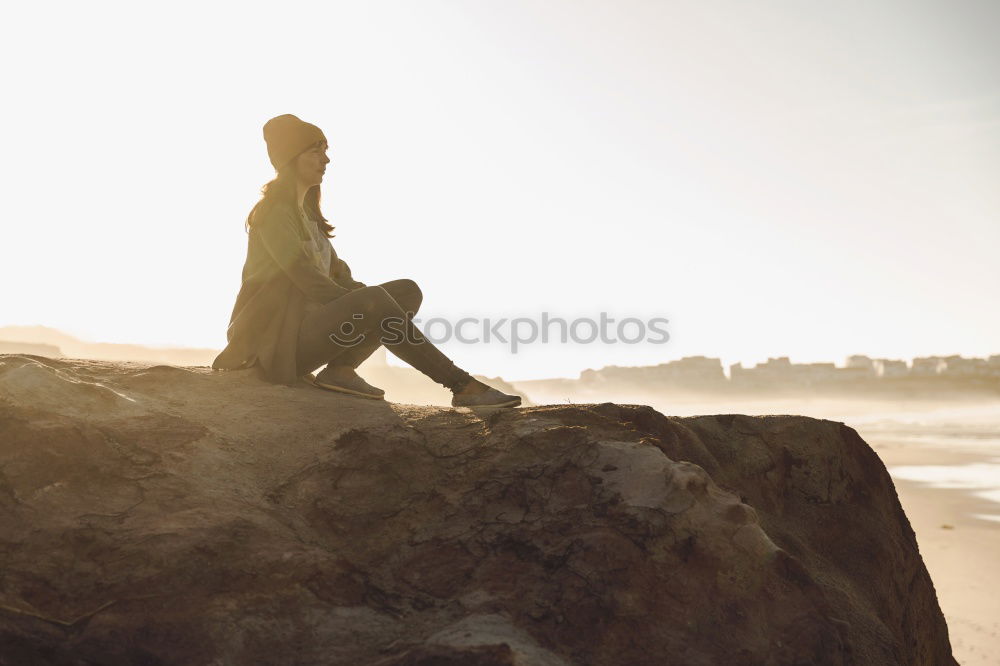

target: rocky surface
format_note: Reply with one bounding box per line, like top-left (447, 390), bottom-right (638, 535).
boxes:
top-left (0, 354), bottom-right (954, 665)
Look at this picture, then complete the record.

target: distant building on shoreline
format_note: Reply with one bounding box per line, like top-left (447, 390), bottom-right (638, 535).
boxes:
top-left (580, 355), bottom-right (725, 388)
top-left (577, 352), bottom-right (1000, 393)
top-left (873, 359), bottom-right (908, 377)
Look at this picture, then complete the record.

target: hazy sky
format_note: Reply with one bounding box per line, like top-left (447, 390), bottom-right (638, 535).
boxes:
top-left (2, 0), bottom-right (997, 380)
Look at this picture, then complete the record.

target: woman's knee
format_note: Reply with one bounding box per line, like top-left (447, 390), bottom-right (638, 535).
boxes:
top-left (349, 285), bottom-right (399, 316)
top-left (401, 279), bottom-right (423, 313)
top-left (386, 278), bottom-right (422, 314)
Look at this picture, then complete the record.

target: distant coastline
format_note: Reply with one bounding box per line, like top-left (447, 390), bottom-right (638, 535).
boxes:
top-left (2, 325), bottom-right (998, 400)
top-left (0, 325), bottom-right (219, 367)
top-left (519, 354), bottom-right (1000, 401)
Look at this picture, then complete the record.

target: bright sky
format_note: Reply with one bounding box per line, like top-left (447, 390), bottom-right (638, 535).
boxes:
top-left (2, 0), bottom-right (997, 381)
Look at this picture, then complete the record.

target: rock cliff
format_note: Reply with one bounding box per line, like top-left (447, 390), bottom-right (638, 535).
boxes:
top-left (0, 355), bottom-right (954, 665)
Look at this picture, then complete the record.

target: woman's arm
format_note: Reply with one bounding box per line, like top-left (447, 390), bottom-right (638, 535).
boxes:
top-left (255, 204), bottom-right (352, 303)
top-left (331, 256), bottom-right (366, 289)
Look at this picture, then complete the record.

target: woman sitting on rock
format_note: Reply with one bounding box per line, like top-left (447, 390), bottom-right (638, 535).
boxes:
top-left (212, 114), bottom-right (520, 408)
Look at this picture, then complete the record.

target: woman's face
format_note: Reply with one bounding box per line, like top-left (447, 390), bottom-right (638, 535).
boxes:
top-left (295, 141), bottom-right (330, 188)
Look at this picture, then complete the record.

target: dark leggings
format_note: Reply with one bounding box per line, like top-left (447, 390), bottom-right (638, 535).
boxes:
top-left (296, 279), bottom-right (474, 391)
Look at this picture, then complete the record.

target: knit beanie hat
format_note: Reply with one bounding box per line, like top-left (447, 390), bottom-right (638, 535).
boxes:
top-left (262, 114), bottom-right (327, 172)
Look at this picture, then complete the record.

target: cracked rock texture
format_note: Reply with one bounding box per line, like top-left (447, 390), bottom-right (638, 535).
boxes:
top-left (0, 355), bottom-right (954, 665)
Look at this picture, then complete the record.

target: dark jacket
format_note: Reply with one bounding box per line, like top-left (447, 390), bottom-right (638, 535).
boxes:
top-left (212, 200), bottom-right (365, 385)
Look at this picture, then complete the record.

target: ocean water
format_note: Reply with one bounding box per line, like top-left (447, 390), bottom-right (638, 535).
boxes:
top-left (842, 404), bottom-right (1000, 521)
top-left (888, 460), bottom-right (1000, 502)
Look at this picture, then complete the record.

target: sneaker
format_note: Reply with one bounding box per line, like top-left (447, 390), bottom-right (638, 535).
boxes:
top-left (451, 385), bottom-right (522, 409)
top-left (306, 368), bottom-right (385, 400)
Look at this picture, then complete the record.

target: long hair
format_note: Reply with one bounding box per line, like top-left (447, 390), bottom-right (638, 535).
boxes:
top-left (245, 144), bottom-right (336, 238)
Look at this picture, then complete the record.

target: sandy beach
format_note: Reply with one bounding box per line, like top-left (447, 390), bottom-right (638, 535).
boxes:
top-left (871, 439), bottom-right (1000, 665)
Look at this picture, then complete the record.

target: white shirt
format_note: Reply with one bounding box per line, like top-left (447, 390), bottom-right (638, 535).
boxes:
top-left (298, 206), bottom-right (333, 276)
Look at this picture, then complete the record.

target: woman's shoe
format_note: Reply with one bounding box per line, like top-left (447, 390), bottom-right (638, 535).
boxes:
top-left (451, 385), bottom-right (521, 408)
top-left (306, 368), bottom-right (385, 400)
